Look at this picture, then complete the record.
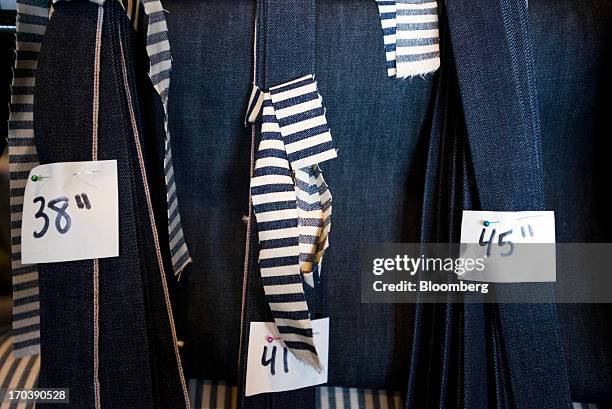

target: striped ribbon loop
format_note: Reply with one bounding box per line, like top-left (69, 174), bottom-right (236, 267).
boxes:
top-left (8, 0), bottom-right (51, 358)
top-left (251, 77), bottom-right (336, 370)
top-left (374, 0), bottom-right (440, 78)
top-left (251, 93), bottom-right (320, 370)
top-left (141, 0), bottom-right (192, 277)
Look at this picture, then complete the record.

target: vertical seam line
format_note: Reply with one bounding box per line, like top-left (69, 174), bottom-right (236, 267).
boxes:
top-left (92, 4), bottom-right (104, 409)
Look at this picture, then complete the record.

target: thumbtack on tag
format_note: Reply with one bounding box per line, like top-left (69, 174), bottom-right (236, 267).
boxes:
top-left (482, 220), bottom-right (499, 227)
top-left (30, 175), bottom-right (49, 182)
top-left (266, 335), bottom-right (282, 343)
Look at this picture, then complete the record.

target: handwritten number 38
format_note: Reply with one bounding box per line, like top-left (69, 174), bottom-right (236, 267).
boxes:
top-left (32, 196), bottom-right (72, 238)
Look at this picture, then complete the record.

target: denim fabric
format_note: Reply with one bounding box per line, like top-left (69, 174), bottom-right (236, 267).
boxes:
top-left (532, 0), bottom-right (612, 404)
top-left (165, 3), bottom-right (429, 405)
top-left (164, 0), bottom-right (254, 385)
top-left (25, 0), bottom-right (612, 407)
top-left (33, 2), bottom-right (187, 408)
top-left (445, 0), bottom-right (573, 407)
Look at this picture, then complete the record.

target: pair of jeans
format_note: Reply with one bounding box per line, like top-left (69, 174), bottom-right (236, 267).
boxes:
top-left (33, 1), bottom-right (187, 408)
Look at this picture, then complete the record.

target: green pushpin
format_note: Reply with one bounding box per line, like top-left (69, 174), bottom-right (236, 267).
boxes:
top-left (30, 175), bottom-right (46, 182)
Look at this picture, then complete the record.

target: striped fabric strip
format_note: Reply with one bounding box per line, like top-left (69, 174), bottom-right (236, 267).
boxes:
top-left (295, 165), bottom-right (331, 287)
top-left (187, 379), bottom-right (238, 409)
top-left (316, 387), bottom-right (403, 409)
top-left (373, 0), bottom-right (440, 78)
top-left (0, 330), bottom-right (40, 409)
top-left (141, 0), bottom-right (192, 277)
top-left (374, 0), bottom-right (397, 77)
top-left (251, 93), bottom-right (321, 370)
top-left (8, 0), bottom-right (50, 358)
top-left (244, 84), bottom-right (264, 126)
top-left (269, 75), bottom-right (337, 169)
top-left (184, 380), bottom-right (405, 409)
top-left (395, 0), bottom-right (440, 77)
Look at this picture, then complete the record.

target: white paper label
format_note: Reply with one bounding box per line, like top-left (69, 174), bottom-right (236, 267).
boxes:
top-left (245, 318), bottom-right (329, 397)
top-left (460, 211), bottom-right (555, 244)
top-left (21, 160), bottom-right (119, 264)
top-left (459, 211), bottom-right (556, 282)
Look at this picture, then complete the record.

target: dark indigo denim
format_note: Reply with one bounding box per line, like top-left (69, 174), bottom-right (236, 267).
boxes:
top-left (34, 2), bottom-right (186, 408)
top-left (26, 0), bottom-right (612, 407)
top-left (533, 0), bottom-right (612, 404)
top-left (166, 3), bottom-right (428, 406)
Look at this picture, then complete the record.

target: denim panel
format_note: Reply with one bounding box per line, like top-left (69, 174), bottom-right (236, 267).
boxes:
top-left (163, 0), bottom-right (429, 398)
top-left (33, 2), bottom-right (187, 408)
top-left (316, 0), bottom-right (430, 390)
top-left (33, 3), bottom-right (99, 406)
top-left (445, 0), bottom-right (573, 407)
top-left (532, 0), bottom-right (612, 403)
top-left (164, 0), bottom-right (255, 385)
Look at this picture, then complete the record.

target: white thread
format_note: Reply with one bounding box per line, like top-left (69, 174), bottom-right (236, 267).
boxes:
top-left (92, 5), bottom-right (104, 409)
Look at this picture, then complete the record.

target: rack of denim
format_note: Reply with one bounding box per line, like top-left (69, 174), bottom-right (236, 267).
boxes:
top-left (4, 1), bottom-right (612, 408)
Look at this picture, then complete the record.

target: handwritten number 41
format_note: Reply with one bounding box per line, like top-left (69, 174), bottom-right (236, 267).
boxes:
top-left (261, 345), bottom-right (289, 376)
top-left (32, 193), bottom-right (91, 239)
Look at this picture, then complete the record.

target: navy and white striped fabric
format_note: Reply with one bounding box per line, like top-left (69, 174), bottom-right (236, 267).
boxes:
top-left (142, 0), bottom-right (192, 277)
top-left (316, 387), bottom-right (402, 409)
top-left (374, 0), bottom-right (440, 78)
top-left (184, 380), bottom-right (403, 409)
top-left (269, 75), bottom-right (337, 169)
top-left (0, 330), bottom-right (40, 408)
top-left (294, 165), bottom-right (331, 287)
top-left (374, 0), bottom-right (397, 76)
top-left (250, 75), bottom-right (336, 370)
top-left (8, 0), bottom-right (50, 358)
top-left (245, 84), bottom-right (264, 126)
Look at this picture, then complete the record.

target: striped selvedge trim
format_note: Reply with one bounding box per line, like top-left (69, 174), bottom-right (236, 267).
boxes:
top-left (187, 379), bottom-right (238, 409)
top-left (316, 387), bottom-right (403, 409)
top-left (268, 75), bottom-right (337, 169)
top-left (374, 0), bottom-right (397, 77)
top-left (395, 0), bottom-right (440, 77)
top-left (244, 84), bottom-right (264, 126)
top-left (185, 382), bottom-right (603, 409)
top-left (374, 0), bottom-right (440, 78)
top-left (251, 77), bottom-right (336, 370)
top-left (141, 0), bottom-right (192, 277)
top-left (294, 165), bottom-right (331, 287)
top-left (251, 93), bottom-right (320, 370)
top-left (0, 330), bottom-right (40, 408)
top-left (8, 0), bottom-right (51, 358)
top-left (184, 380), bottom-right (404, 409)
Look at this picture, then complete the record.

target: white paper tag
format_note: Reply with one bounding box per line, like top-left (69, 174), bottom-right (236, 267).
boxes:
top-left (245, 318), bottom-right (329, 397)
top-left (21, 160), bottom-right (119, 264)
top-left (459, 211), bottom-right (556, 282)
top-left (460, 211), bottom-right (555, 244)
